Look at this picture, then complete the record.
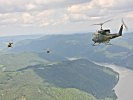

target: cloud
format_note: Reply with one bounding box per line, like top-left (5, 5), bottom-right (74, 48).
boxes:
top-left (0, 0), bottom-right (132, 36)
top-left (26, 3), bottom-right (36, 10)
top-left (126, 12), bottom-right (133, 18)
top-left (0, 0), bottom-right (132, 24)
top-left (65, 0), bottom-right (133, 23)
top-left (0, 0), bottom-right (91, 13)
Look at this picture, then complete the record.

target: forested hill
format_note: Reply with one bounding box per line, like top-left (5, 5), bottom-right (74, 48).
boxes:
top-left (17, 59), bottom-right (118, 99)
top-left (10, 33), bottom-right (133, 69)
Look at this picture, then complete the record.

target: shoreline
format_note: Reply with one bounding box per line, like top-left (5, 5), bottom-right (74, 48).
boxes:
top-left (96, 62), bottom-right (133, 100)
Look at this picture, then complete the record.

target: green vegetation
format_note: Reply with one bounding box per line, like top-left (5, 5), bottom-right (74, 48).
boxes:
top-left (17, 59), bottom-right (118, 100)
top-left (0, 52), bottom-right (49, 71)
top-left (0, 52), bottom-right (118, 100)
top-left (1, 33), bottom-right (129, 100)
top-left (10, 33), bottom-right (133, 70)
top-left (0, 63), bottom-right (96, 100)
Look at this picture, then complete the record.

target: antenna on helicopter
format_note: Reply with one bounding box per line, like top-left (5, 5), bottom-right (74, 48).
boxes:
top-left (91, 19), bottom-right (113, 30)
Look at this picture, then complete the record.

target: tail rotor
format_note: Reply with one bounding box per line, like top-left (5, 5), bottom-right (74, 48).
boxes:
top-left (122, 18), bottom-right (128, 31)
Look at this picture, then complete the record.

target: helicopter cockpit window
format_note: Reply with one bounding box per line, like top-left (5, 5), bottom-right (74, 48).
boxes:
top-left (104, 29), bottom-right (110, 33)
top-left (98, 29), bottom-right (110, 35)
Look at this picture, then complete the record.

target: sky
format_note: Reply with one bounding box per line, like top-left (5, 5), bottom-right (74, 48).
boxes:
top-left (0, 0), bottom-right (132, 36)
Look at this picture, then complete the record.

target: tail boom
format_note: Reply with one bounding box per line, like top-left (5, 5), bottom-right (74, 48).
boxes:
top-left (118, 24), bottom-right (123, 36)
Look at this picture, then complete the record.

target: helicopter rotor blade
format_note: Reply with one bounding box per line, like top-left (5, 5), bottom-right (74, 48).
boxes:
top-left (91, 23), bottom-right (102, 26)
top-left (122, 18), bottom-right (128, 31)
top-left (103, 19), bottom-right (113, 24)
top-left (91, 19), bottom-right (113, 26)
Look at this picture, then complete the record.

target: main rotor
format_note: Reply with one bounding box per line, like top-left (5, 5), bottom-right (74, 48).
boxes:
top-left (92, 19), bottom-right (113, 30)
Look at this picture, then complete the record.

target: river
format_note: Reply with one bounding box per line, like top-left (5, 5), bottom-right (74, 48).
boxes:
top-left (98, 63), bottom-right (133, 100)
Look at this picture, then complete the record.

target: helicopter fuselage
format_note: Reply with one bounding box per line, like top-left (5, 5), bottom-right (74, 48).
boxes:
top-left (92, 32), bottom-right (121, 43)
top-left (92, 33), bottom-right (110, 43)
top-left (92, 24), bottom-right (124, 44)
top-left (91, 19), bottom-right (126, 45)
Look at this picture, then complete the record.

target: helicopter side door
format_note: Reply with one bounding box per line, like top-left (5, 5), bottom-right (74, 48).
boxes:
top-left (92, 32), bottom-right (106, 43)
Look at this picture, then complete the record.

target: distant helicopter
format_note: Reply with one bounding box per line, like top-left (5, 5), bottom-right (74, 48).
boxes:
top-left (91, 19), bottom-right (128, 46)
top-left (8, 42), bottom-right (13, 48)
top-left (44, 48), bottom-right (51, 54)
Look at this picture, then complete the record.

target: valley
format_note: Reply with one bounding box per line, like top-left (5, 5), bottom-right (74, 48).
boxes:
top-left (0, 33), bottom-right (133, 100)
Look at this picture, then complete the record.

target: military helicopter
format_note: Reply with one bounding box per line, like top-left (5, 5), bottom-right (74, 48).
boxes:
top-left (44, 48), bottom-right (51, 54)
top-left (8, 42), bottom-right (13, 48)
top-left (92, 19), bottom-right (128, 46)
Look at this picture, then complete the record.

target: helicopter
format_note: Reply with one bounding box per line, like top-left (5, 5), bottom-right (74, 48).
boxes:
top-left (91, 19), bottom-right (128, 46)
top-left (44, 48), bottom-right (51, 54)
top-left (8, 42), bottom-right (13, 48)
top-left (47, 50), bottom-right (50, 54)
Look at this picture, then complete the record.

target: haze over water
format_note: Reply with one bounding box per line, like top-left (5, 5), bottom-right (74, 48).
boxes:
top-left (101, 63), bottom-right (133, 100)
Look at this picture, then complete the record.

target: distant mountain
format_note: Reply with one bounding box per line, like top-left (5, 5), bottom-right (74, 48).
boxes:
top-left (0, 35), bottom-right (42, 52)
top-left (0, 52), bottom-right (49, 71)
top-left (10, 33), bottom-right (133, 69)
top-left (0, 52), bottom-right (119, 100)
top-left (117, 54), bottom-right (133, 69)
top-left (0, 53), bottom-right (96, 100)
top-left (17, 59), bottom-right (118, 100)
top-left (0, 32), bottom-right (126, 99)
top-left (0, 35), bottom-right (42, 42)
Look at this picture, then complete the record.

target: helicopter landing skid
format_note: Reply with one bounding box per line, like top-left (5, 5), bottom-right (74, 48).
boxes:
top-left (91, 42), bottom-right (112, 46)
top-left (105, 42), bottom-right (112, 45)
top-left (92, 43), bottom-right (100, 46)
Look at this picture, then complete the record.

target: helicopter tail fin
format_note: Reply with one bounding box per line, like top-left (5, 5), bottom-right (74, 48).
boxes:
top-left (119, 18), bottom-right (128, 36)
top-left (118, 24), bottom-right (123, 36)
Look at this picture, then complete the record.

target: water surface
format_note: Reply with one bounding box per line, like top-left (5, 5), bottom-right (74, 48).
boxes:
top-left (100, 63), bottom-right (133, 100)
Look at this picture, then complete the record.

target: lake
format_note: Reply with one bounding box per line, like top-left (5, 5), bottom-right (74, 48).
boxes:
top-left (98, 63), bottom-right (133, 100)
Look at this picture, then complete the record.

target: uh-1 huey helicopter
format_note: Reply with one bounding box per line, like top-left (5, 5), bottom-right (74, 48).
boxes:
top-left (44, 48), bottom-right (51, 54)
top-left (91, 18), bottom-right (128, 46)
top-left (8, 42), bottom-right (13, 48)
